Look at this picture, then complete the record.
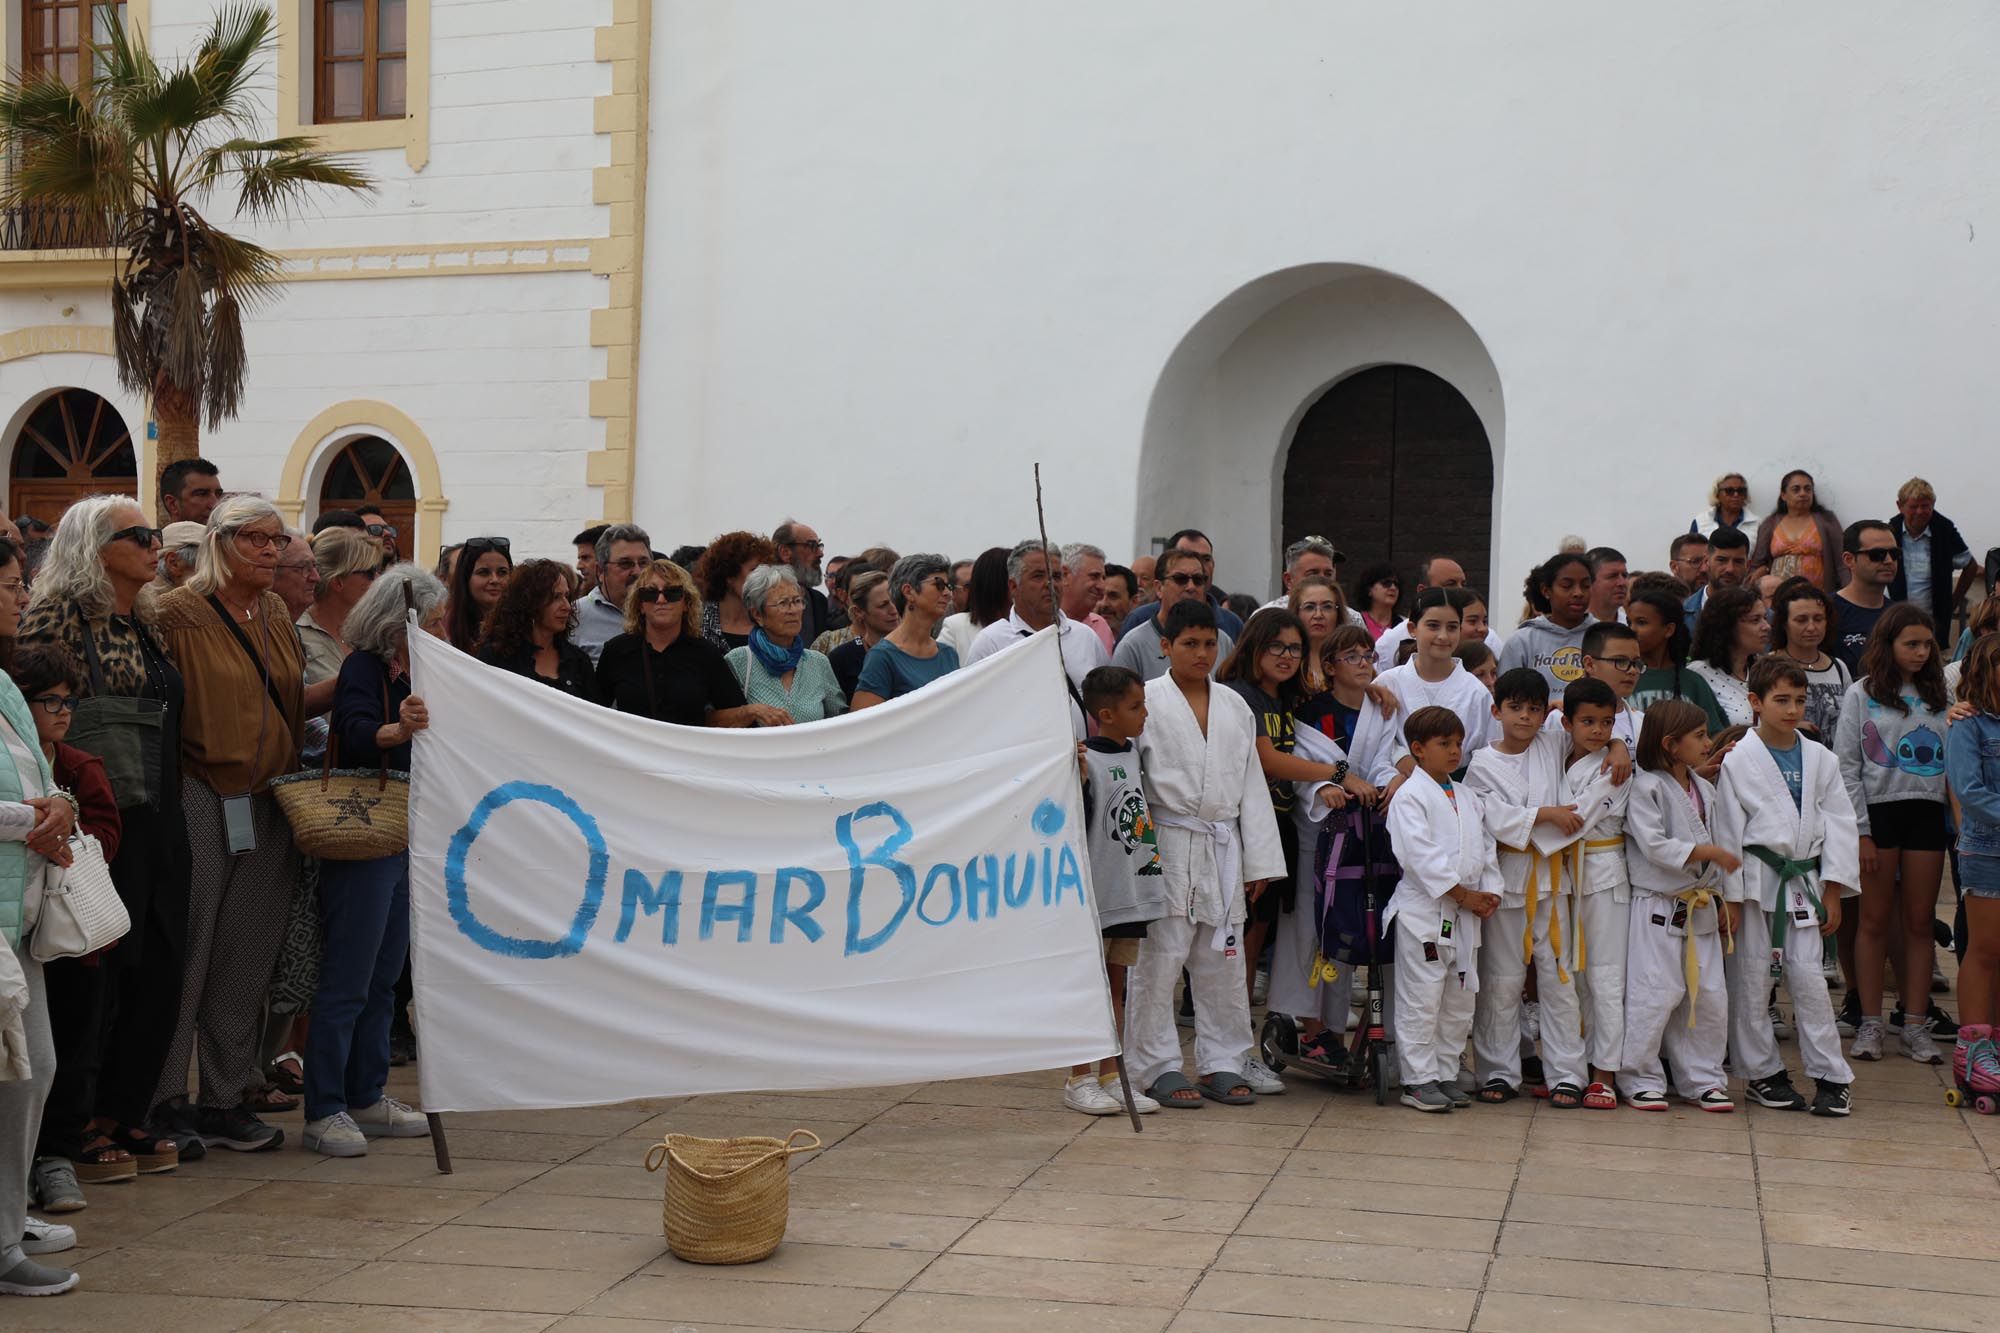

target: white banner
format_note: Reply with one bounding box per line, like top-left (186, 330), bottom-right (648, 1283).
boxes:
top-left (406, 627), bottom-right (1118, 1112)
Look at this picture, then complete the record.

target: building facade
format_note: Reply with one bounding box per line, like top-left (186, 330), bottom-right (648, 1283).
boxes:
top-left (2, 2), bottom-right (1992, 598)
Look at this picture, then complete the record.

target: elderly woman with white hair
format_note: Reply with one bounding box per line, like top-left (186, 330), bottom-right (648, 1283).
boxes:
top-left (149, 495), bottom-right (306, 1154)
top-left (722, 564), bottom-right (845, 723)
top-left (300, 566), bottom-right (444, 1158)
top-left (20, 494), bottom-right (190, 1198)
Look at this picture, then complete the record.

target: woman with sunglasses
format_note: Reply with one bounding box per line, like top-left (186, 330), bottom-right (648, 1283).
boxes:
top-left (850, 554), bottom-right (959, 710)
top-left (1688, 472), bottom-right (1763, 551)
top-left (477, 560), bottom-right (595, 699)
top-left (725, 565), bottom-right (846, 721)
top-left (596, 560), bottom-right (781, 726)
top-left (297, 528), bottom-right (384, 760)
top-left (1751, 468), bottom-right (1845, 598)
top-left (21, 497), bottom-right (192, 1216)
top-left (151, 496), bottom-right (307, 1155)
top-left (445, 536), bottom-right (512, 654)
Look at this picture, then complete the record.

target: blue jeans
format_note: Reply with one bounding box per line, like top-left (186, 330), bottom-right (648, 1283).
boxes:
top-left (303, 853), bottom-right (409, 1122)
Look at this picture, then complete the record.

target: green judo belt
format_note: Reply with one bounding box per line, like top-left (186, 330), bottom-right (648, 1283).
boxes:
top-left (1745, 844), bottom-right (1822, 978)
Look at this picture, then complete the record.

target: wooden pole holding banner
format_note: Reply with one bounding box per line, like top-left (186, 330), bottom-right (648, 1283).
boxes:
top-left (1036, 463), bottom-right (1142, 1136)
top-left (405, 591), bottom-right (457, 1175)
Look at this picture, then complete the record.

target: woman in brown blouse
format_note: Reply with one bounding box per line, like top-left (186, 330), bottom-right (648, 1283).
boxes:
top-left (150, 495), bottom-right (306, 1153)
top-left (21, 495), bottom-right (192, 1183)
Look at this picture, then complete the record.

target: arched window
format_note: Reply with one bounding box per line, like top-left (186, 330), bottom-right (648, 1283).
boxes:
top-left (8, 388), bottom-right (137, 526)
top-left (318, 434), bottom-right (416, 553)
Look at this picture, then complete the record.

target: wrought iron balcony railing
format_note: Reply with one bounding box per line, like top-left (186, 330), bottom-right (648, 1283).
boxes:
top-left (0, 201), bottom-right (112, 251)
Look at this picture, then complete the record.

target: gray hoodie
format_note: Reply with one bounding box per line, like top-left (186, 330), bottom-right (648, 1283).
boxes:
top-left (1495, 615), bottom-right (1598, 702)
top-left (1833, 678), bottom-right (1950, 834)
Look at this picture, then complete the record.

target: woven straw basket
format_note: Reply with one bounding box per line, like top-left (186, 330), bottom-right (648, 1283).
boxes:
top-left (269, 768), bottom-right (410, 861)
top-left (644, 1130), bottom-right (821, 1264)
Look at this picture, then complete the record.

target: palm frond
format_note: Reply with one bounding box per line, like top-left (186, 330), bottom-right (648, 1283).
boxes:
top-left (204, 290), bottom-right (248, 427)
top-left (234, 150), bottom-right (375, 219)
top-left (188, 2), bottom-right (274, 133)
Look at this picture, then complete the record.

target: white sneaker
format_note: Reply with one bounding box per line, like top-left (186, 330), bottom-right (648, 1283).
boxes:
top-left (1063, 1077), bottom-right (1122, 1116)
top-left (349, 1096), bottom-right (432, 1139)
top-left (302, 1112), bottom-right (368, 1158)
top-left (1098, 1076), bottom-right (1160, 1114)
top-left (1851, 1017), bottom-right (1885, 1061)
top-left (0, 1257), bottom-right (79, 1296)
top-left (1251, 969), bottom-right (1270, 1007)
top-left (1241, 1058), bottom-right (1287, 1095)
top-left (1901, 1019), bottom-right (1945, 1065)
top-left (21, 1218), bottom-right (75, 1256)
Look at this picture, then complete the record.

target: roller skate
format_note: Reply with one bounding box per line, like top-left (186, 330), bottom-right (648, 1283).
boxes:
top-left (1947, 1024), bottom-right (2000, 1114)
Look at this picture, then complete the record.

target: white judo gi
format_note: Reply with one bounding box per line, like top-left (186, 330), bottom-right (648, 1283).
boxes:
top-left (1464, 729), bottom-right (1589, 1092)
top-left (1384, 770), bottom-right (1493, 1088)
top-left (1714, 732), bottom-right (1858, 1086)
top-left (1621, 770), bottom-right (1733, 1098)
top-left (1269, 708), bottom-right (1402, 1031)
top-left (1371, 661), bottom-right (1497, 781)
top-left (1567, 751), bottom-right (1632, 1074)
top-left (1125, 675), bottom-right (1287, 1092)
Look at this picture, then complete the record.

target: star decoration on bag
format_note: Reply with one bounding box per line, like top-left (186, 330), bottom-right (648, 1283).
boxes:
top-left (329, 790), bottom-right (382, 827)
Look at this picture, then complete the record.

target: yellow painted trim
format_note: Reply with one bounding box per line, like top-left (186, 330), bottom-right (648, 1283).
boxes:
top-left (0, 239), bottom-right (597, 289)
top-left (585, 0), bottom-right (650, 523)
top-left (276, 399), bottom-right (447, 565)
top-left (276, 0), bottom-right (432, 172)
top-left (0, 253), bottom-right (117, 289)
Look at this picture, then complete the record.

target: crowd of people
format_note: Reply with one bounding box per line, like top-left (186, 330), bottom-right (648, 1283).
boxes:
top-left (0, 460), bottom-right (1991, 1298)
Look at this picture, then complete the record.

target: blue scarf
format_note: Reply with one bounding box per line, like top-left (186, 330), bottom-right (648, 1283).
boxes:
top-left (749, 627), bottom-right (806, 675)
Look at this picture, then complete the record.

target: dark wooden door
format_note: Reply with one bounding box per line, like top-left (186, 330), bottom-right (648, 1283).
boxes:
top-left (1282, 365), bottom-right (1494, 605)
top-left (8, 388), bottom-right (136, 527)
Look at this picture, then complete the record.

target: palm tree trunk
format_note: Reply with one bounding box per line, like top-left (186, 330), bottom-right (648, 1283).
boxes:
top-left (152, 381), bottom-right (200, 514)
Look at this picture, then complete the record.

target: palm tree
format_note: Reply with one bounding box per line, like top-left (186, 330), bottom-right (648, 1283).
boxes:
top-left (0, 3), bottom-right (372, 497)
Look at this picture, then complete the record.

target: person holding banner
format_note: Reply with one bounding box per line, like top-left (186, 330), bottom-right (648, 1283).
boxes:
top-left (597, 559), bottom-right (784, 727)
top-left (724, 565), bottom-right (846, 722)
top-left (302, 567), bottom-right (445, 1158)
top-left (968, 540), bottom-right (1107, 738)
top-left (1124, 598), bottom-right (1286, 1106)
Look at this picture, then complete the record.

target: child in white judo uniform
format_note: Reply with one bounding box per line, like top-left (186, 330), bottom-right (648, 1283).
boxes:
top-left (1125, 600), bottom-right (1288, 1107)
top-left (1716, 657), bottom-right (1859, 1117)
top-left (1561, 676), bottom-right (1636, 1107)
top-left (1621, 698), bottom-right (1742, 1111)
top-left (1372, 588), bottom-right (1497, 790)
top-left (1464, 667), bottom-right (1590, 1106)
top-left (1385, 705), bottom-right (1500, 1111)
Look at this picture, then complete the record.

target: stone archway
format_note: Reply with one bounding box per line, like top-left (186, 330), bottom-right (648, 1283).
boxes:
top-left (1137, 265), bottom-right (1504, 601)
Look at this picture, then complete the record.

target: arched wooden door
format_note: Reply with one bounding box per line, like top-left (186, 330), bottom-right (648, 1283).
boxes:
top-left (8, 388), bottom-right (137, 525)
top-left (318, 435), bottom-right (417, 554)
top-left (1282, 365), bottom-right (1494, 603)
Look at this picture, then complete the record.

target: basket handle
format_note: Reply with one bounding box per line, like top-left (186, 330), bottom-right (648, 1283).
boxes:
top-left (781, 1129), bottom-right (822, 1155)
top-left (641, 1129), bottom-right (823, 1176)
top-left (644, 1140), bottom-right (670, 1173)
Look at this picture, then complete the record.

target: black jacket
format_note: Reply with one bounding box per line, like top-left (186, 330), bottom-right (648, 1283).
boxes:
top-left (1888, 511), bottom-right (1972, 632)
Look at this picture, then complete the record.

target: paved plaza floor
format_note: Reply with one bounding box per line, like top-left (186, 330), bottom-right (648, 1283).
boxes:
top-left (20, 1019), bottom-right (2000, 1332)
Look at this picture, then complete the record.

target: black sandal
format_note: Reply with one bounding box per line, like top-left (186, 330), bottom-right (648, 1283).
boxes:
top-left (1548, 1081), bottom-right (1586, 1109)
top-left (1476, 1079), bottom-right (1518, 1104)
top-left (108, 1123), bottom-right (180, 1174)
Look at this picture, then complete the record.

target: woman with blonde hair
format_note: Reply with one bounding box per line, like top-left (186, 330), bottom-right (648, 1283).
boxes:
top-left (297, 527), bottom-right (384, 747)
top-left (595, 560), bottom-right (782, 726)
top-left (150, 495), bottom-right (305, 1154)
top-left (1688, 471), bottom-right (1762, 550)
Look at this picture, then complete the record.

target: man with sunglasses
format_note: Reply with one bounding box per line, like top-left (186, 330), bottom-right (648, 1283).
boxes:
top-left (1833, 520), bottom-right (1901, 673)
top-left (354, 506), bottom-right (400, 567)
top-left (573, 522), bottom-right (652, 665)
top-left (1112, 548), bottom-right (1235, 683)
top-left (1118, 529), bottom-right (1244, 642)
top-left (772, 519), bottom-right (833, 642)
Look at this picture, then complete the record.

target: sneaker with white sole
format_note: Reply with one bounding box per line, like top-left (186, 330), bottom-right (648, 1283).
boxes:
top-left (28, 1158), bottom-right (83, 1214)
top-left (1811, 1079), bottom-right (1852, 1117)
top-left (1769, 1004), bottom-right (1793, 1039)
top-left (349, 1095), bottom-right (431, 1138)
top-left (1695, 1088), bottom-right (1735, 1113)
top-left (302, 1112), bottom-right (369, 1157)
top-left (1850, 1017), bottom-right (1885, 1061)
top-left (1098, 1076), bottom-right (1159, 1114)
top-left (1901, 1018), bottom-right (1945, 1065)
top-left (21, 1218), bottom-right (75, 1256)
top-left (1400, 1083), bottom-right (1452, 1112)
top-left (1627, 1090), bottom-right (1669, 1111)
top-left (0, 1257), bottom-right (79, 1297)
top-left (1836, 992), bottom-right (1861, 1037)
top-left (1063, 1076), bottom-right (1122, 1115)
top-left (1240, 1058), bottom-right (1286, 1095)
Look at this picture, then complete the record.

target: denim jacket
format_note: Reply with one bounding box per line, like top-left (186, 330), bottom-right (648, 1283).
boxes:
top-left (1948, 711), bottom-right (2000, 859)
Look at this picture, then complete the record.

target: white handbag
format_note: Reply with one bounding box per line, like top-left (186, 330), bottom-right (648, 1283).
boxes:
top-left (29, 833), bottom-right (130, 963)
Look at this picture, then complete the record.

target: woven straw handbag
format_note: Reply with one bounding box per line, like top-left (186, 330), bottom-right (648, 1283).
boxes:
top-left (270, 678), bottom-right (409, 861)
top-left (644, 1130), bottom-right (821, 1264)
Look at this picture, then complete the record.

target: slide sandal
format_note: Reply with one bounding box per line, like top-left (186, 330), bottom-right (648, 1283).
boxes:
top-left (1548, 1082), bottom-right (1586, 1109)
top-left (1197, 1072), bottom-right (1256, 1106)
top-left (1146, 1071), bottom-right (1206, 1109)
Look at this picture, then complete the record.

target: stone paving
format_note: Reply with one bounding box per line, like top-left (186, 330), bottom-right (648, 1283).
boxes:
top-left (19, 1013), bottom-right (2000, 1332)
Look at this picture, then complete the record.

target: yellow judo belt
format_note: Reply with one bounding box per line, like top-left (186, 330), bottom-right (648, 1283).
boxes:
top-left (1660, 885), bottom-right (1736, 1028)
top-left (1500, 838), bottom-right (1620, 984)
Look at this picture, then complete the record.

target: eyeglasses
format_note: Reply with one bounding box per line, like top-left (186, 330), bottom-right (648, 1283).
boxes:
top-left (606, 557), bottom-right (647, 572)
top-left (1296, 601), bottom-right (1338, 615)
top-left (463, 536), bottom-right (512, 557)
top-left (1264, 643), bottom-right (1305, 659)
top-left (923, 577), bottom-right (953, 593)
top-left (1856, 548), bottom-right (1899, 563)
top-left (1330, 651), bottom-right (1372, 667)
top-left (345, 568), bottom-right (378, 583)
top-left (788, 539), bottom-right (826, 553)
top-left (107, 525), bottom-right (163, 548)
top-left (1597, 655), bottom-right (1645, 674)
top-left (764, 596), bottom-right (807, 612)
top-left (636, 586), bottom-right (688, 604)
top-left (234, 530), bottom-right (293, 552)
top-left (29, 694), bottom-right (79, 715)
top-left (0, 579), bottom-right (23, 596)
top-left (1718, 486), bottom-right (1748, 497)
top-left (365, 523), bottom-right (398, 539)
top-left (1166, 572), bottom-right (1209, 588)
